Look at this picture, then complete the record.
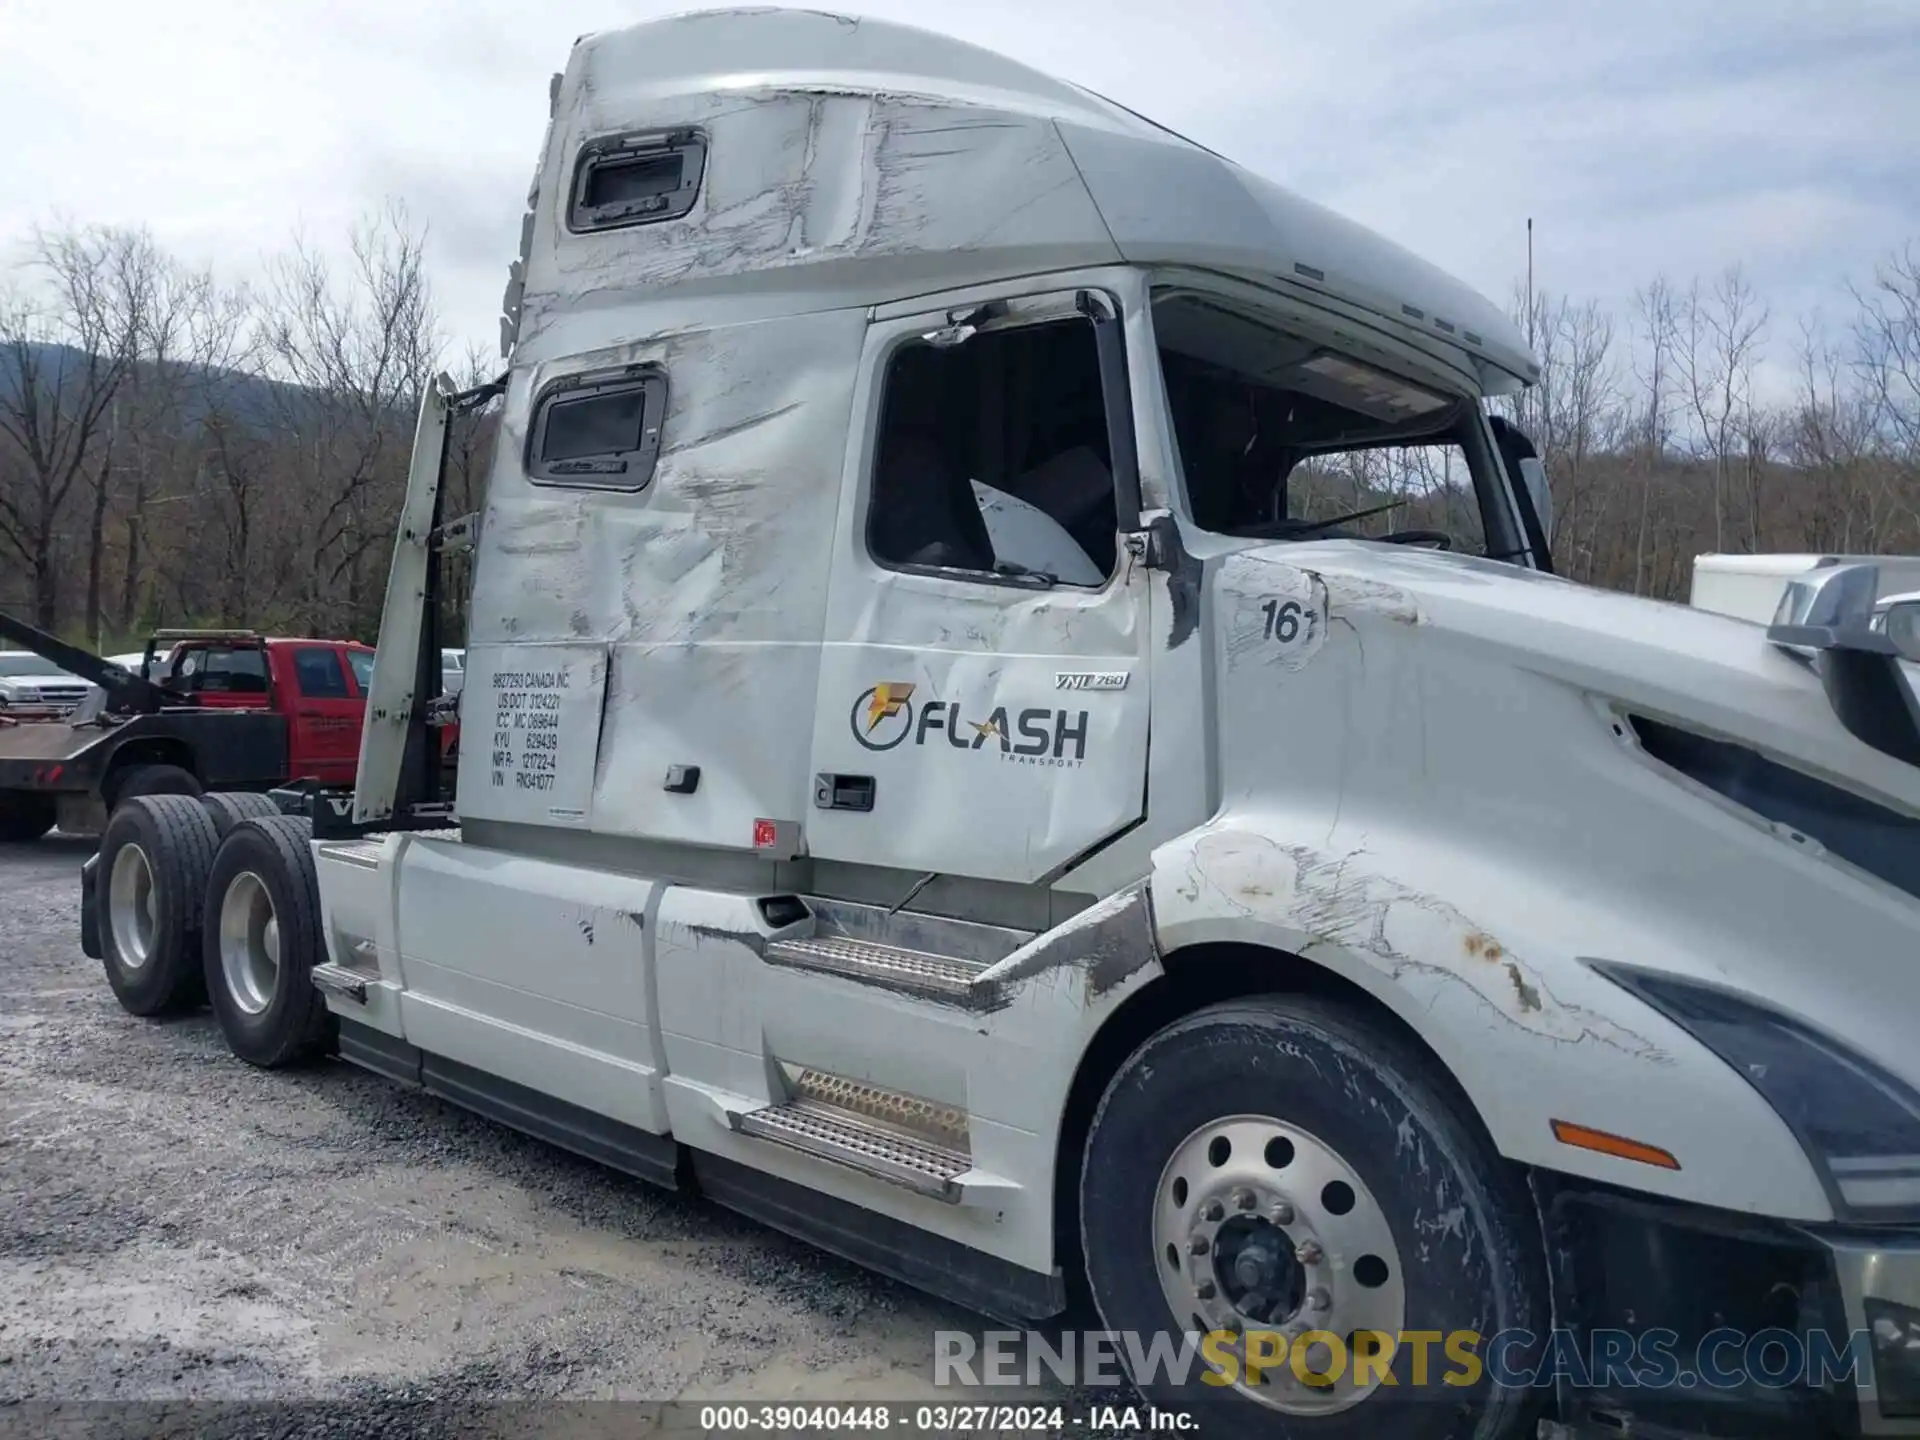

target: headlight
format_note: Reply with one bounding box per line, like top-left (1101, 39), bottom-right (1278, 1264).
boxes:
top-left (1590, 962), bottom-right (1920, 1221)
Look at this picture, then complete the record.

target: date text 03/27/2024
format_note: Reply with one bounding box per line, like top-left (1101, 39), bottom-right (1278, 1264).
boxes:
top-left (694, 1404), bottom-right (1196, 1433)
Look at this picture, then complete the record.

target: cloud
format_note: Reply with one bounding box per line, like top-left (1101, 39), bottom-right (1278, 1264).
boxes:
top-left (1, 0), bottom-right (1914, 378)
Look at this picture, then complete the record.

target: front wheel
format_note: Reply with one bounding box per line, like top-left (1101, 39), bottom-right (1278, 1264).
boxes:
top-left (1079, 996), bottom-right (1547, 1440)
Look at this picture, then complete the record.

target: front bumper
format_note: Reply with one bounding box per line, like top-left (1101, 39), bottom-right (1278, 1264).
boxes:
top-left (1540, 1179), bottom-right (1920, 1438)
top-left (1821, 1229), bottom-right (1920, 1435)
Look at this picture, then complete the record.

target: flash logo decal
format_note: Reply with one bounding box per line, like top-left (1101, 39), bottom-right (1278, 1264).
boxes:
top-left (851, 683), bottom-right (917, 751)
top-left (866, 682), bottom-right (914, 733)
top-left (850, 683), bottom-right (1092, 768)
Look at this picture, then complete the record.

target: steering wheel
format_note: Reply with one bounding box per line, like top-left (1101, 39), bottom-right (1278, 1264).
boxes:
top-left (1378, 530), bottom-right (1452, 550)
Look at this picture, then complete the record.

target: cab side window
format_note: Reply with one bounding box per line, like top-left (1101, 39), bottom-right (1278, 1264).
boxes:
top-left (867, 315), bottom-right (1119, 587)
top-left (174, 646), bottom-right (269, 694)
top-left (293, 647), bottom-right (350, 699)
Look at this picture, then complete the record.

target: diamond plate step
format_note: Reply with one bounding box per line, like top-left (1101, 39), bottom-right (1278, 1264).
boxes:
top-left (787, 1067), bottom-right (969, 1149)
top-left (763, 934), bottom-right (988, 1004)
top-left (735, 1099), bottom-right (972, 1202)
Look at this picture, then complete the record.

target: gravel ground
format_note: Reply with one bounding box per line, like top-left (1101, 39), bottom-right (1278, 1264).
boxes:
top-left (0, 835), bottom-right (1117, 1438)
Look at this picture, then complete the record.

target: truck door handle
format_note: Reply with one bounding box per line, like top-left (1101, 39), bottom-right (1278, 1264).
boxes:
top-left (814, 773), bottom-right (875, 812)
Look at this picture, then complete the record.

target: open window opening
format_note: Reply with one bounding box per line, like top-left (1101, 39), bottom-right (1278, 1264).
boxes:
top-left (1155, 292), bottom-right (1498, 555)
top-left (867, 313), bottom-right (1121, 587)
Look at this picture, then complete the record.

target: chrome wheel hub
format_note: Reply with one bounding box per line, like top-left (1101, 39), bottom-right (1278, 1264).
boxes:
top-left (217, 871), bottom-right (280, 1015)
top-left (1154, 1115), bottom-right (1407, 1415)
top-left (107, 843), bottom-right (158, 968)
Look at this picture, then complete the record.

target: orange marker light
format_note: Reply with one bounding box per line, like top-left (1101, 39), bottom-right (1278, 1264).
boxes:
top-left (1551, 1119), bottom-right (1680, 1171)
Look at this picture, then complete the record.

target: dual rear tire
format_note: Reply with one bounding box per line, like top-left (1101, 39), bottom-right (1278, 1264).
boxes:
top-left (95, 796), bottom-right (334, 1065)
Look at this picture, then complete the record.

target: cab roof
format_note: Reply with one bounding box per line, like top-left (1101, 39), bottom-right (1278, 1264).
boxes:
top-left (515, 7), bottom-right (1535, 392)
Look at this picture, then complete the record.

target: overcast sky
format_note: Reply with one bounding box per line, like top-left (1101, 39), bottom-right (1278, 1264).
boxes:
top-left (2, 0), bottom-right (1916, 383)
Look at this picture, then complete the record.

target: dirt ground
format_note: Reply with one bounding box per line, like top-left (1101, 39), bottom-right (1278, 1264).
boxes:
top-left (0, 835), bottom-right (1109, 1438)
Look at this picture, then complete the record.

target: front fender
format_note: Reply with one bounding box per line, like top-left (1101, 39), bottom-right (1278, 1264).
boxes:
top-left (1147, 814), bottom-right (1832, 1222)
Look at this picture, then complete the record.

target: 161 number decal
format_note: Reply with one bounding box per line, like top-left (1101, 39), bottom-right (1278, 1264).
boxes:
top-left (1261, 598), bottom-right (1305, 643)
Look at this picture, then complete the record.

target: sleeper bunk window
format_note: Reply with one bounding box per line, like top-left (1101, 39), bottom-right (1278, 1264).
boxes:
top-left (526, 369), bottom-right (668, 492)
top-left (568, 129), bottom-right (706, 233)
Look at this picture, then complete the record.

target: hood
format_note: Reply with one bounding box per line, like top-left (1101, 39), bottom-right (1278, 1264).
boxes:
top-left (1197, 536), bottom-right (1920, 1115)
top-left (1244, 540), bottom-right (1920, 814)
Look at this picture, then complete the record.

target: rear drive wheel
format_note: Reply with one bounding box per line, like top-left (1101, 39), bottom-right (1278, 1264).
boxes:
top-left (1079, 996), bottom-right (1547, 1440)
top-left (0, 791), bottom-right (57, 843)
top-left (95, 795), bottom-right (219, 1015)
top-left (203, 816), bottom-right (335, 1068)
top-left (200, 790), bottom-right (282, 838)
top-left (110, 763), bottom-right (202, 808)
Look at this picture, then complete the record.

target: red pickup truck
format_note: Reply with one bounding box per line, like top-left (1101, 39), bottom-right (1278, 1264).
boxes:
top-left (0, 631), bottom-right (430, 841)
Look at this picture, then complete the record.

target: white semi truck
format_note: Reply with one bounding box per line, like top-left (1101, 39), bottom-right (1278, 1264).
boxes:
top-left (76, 10), bottom-right (1920, 1437)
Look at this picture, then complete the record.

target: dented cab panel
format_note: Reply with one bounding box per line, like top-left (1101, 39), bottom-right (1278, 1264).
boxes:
top-left (464, 308), bottom-right (866, 851)
top-left (1137, 538), bottom-right (1920, 1221)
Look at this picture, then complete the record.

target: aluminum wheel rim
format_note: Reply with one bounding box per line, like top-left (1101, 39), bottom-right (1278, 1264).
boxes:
top-left (1154, 1114), bottom-right (1407, 1416)
top-left (218, 871), bottom-right (280, 1015)
top-left (107, 843), bottom-right (158, 968)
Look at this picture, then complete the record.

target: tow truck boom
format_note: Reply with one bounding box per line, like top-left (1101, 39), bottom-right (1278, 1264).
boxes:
top-left (0, 612), bottom-right (177, 715)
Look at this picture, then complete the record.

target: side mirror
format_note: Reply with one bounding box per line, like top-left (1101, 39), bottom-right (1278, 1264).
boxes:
top-left (1879, 596), bottom-right (1920, 663)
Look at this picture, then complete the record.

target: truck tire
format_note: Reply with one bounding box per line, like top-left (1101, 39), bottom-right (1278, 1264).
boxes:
top-left (200, 790), bottom-right (282, 838)
top-left (202, 815), bottom-right (336, 1068)
top-left (0, 791), bottom-right (57, 843)
top-left (95, 795), bottom-right (220, 1016)
top-left (110, 763), bottom-right (203, 808)
top-left (1078, 996), bottom-right (1546, 1440)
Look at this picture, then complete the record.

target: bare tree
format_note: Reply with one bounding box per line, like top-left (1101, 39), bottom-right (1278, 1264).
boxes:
top-left (1626, 278), bottom-right (1678, 594)
top-left (77, 231), bottom-right (193, 646)
top-left (258, 201), bottom-right (441, 635)
top-left (1675, 267), bottom-right (1769, 553)
top-left (1852, 242), bottom-right (1920, 538)
top-left (0, 224), bottom-right (147, 630)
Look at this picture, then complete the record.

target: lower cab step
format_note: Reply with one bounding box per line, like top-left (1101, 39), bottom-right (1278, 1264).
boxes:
top-left (739, 1100), bottom-right (971, 1201)
top-left (727, 1066), bottom-right (1014, 1207)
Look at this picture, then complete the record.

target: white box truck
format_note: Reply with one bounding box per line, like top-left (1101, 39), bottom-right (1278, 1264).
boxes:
top-left (77, 11), bottom-right (1920, 1437)
top-left (1693, 552), bottom-right (1920, 626)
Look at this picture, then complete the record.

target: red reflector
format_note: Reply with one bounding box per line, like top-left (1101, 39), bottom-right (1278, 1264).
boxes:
top-left (752, 819), bottom-right (777, 848)
top-left (47, 765), bottom-right (62, 783)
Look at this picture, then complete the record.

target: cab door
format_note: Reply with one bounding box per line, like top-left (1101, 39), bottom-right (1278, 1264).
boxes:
top-left (806, 280), bottom-right (1151, 886)
top-left (286, 645), bottom-right (362, 784)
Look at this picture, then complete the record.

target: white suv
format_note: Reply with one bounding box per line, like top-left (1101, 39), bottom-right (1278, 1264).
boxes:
top-left (0, 651), bottom-right (93, 711)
